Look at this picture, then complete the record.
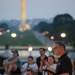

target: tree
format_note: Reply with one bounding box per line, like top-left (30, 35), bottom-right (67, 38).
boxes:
top-left (33, 13), bottom-right (75, 48)
top-left (0, 23), bottom-right (9, 31)
top-left (53, 13), bottom-right (73, 24)
top-left (33, 22), bottom-right (50, 32)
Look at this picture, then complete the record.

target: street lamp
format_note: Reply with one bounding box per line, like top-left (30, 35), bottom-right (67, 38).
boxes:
top-left (7, 29), bottom-right (10, 33)
top-left (60, 33), bottom-right (66, 42)
top-left (48, 47), bottom-right (52, 55)
top-left (60, 33), bottom-right (66, 38)
top-left (0, 32), bottom-right (2, 36)
top-left (28, 47), bottom-right (33, 56)
top-left (11, 33), bottom-right (17, 38)
top-left (50, 36), bottom-right (54, 40)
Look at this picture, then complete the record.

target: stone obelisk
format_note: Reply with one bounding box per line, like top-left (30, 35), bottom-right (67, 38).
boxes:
top-left (19, 0), bottom-right (26, 32)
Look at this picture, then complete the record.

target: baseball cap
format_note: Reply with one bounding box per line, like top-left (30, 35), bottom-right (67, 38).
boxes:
top-left (11, 50), bottom-right (18, 53)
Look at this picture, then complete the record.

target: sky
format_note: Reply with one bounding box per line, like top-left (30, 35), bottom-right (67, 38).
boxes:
top-left (0, 0), bottom-right (75, 20)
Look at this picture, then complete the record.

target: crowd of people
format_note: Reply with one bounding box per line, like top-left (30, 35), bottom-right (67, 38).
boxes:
top-left (2, 41), bottom-right (75, 75)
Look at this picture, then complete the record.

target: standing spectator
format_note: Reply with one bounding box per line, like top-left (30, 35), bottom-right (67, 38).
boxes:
top-left (3, 50), bottom-right (22, 75)
top-left (36, 48), bottom-right (48, 75)
top-left (53, 41), bottom-right (72, 75)
top-left (21, 56), bottom-right (38, 75)
top-left (72, 58), bottom-right (75, 75)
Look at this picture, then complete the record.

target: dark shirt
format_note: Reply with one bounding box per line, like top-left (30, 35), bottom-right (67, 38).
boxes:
top-left (36, 55), bottom-right (48, 75)
top-left (56, 53), bottom-right (72, 75)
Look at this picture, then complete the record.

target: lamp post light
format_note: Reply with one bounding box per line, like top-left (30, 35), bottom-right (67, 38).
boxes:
top-left (28, 47), bottom-right (33, 56)
top-left (11, 33), bottom-right (17, 38)
top-left (48, 47), bottom-right (52, 55)
top-left (60, 33), bottom-right (66, 42)
top-left (0, 32), bottom-right (2, 36)
top-left (60, 33), bottom-right (66, 38)
top-left (7, 29), bottom-right (10, 33)
top-left (50, 36), bottom-right (54, 40)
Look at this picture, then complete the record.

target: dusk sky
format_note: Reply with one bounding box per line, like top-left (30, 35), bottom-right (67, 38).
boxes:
top-left (0, 0), bottom-right (75, 20)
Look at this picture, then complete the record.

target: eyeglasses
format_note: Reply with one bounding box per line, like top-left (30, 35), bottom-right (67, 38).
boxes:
top-left (53, 46), bottom-right (62, 51)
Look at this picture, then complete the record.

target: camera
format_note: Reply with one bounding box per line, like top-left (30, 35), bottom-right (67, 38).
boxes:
top-left (42, 60), bottom-right (46, 66)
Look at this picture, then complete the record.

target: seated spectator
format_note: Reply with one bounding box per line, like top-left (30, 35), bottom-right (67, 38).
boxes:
top-left (3, 50), bottom-right (22, 75)
top-left (39, 55), bottom-right (57, 75)
top-left (21, 56), bottom-right (38, 75)
top-left (25, 70), bottom-right (34, 75)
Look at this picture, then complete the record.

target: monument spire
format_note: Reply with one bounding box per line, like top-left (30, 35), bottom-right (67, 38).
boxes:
top-left (19, 0), bottom-right (26, 32)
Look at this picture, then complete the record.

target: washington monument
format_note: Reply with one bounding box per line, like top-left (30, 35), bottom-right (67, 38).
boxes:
top-left (19, 0), bottom-right (26, 32)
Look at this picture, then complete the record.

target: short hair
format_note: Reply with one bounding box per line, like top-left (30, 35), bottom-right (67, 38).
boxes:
top-left (28, 56), bottom-right (34, 60)
top-left (39, 48), bottom-right (46, 52)
top-left (55, 41), bottom-right (66, 50)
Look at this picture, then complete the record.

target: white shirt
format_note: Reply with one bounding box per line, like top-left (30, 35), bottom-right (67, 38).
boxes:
top-left (22, 63), bottom-right (38, 75)
top-left (50, 64), bottom-right (57, 70)
top-left (42, 64), bottom-right (57, 75)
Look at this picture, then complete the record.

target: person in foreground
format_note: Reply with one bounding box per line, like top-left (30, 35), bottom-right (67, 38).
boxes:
top-left (3, 50), bottom-right (22, 75)
top-left (25, 70), bottom-right (34, 75)
top-left (53, 41), bottom-right (72, 75)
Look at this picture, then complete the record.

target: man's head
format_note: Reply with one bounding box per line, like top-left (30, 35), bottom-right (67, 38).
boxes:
top-left (11, 50), bottom-right (19, 57)
top-left (39, 48), bottom-right (46, 56)
top-left (28, 56), bottom-right (34, 64)
top-left (53, 41), bottom-right (65, 57)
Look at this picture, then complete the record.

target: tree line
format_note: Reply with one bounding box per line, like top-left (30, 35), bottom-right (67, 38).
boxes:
top-left (33, 13), bottom-right (75, 48)
top-left (0, 23), bottom-right (9, 31)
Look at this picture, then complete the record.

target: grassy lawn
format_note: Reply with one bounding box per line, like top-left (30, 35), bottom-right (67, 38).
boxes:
top-left (0, 30), bottom-right (42, 46)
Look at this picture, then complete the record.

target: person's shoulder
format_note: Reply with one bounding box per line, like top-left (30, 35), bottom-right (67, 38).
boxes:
top-left (15, 56), bottom-right (21, 59)
top-left (22, 63), bottom-right (28, 68)
top-left (23, 63), bottom-right (28, 66)
top-left (37, 56), bottom-right (40, 59)
top-left (8, 56), bottom-right (13, 60)
top-left (62, 55), bottom-right (71, 63)
top-left (50, 64), bottom-right (57, 69)
top-left (9, 56), bottom-right (13, 58)
top-left (44, 55), bottom-right (48, 60)
top-left (63, 55), bottom-right (70, 60)
top-left (45, 55), bottom-right (48, 58)
top-left (51, 64), bottom-right (57, 67)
